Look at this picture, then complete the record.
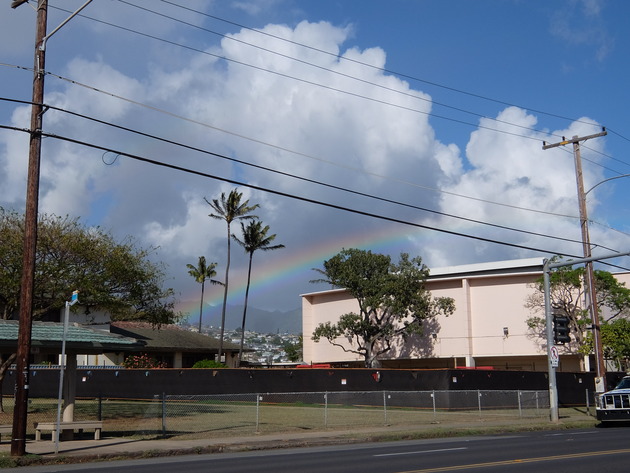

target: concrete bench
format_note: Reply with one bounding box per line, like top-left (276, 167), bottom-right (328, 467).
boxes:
top-left (34, 421), bottom-right (103, 441)
top-left (0, 425), bottom-right (11, 443)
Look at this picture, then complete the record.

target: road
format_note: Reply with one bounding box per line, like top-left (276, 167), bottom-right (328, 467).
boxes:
top-left (8, 426), bottom-right (630, 473)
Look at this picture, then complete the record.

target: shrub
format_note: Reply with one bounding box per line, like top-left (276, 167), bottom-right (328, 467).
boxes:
top-left (192, 359), bottom-right (226, 369)
top-left (122, 353), bottom-right (167, 369)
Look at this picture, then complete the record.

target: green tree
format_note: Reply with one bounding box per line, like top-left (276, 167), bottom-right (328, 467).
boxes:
top-left (186, 256), bottom-right (222, 333)
top-left (0, 208), bottom-right (179, 409)
top-left (0, 208), bottom-right (178, 323)
top-left (284, 335), bottom-right (303, 362)
top-left (232, 220), bottom-right (284, 366)
top-left (600, 318), bottom-right (630, 371)
top-left (205, 189), bottom-right (259, 362)
top-left (526, 261), bottom-right (630, 359)
top-left (311, 249), bottom-right (455, 368)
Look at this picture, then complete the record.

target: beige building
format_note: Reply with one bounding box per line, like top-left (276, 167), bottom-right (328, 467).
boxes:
top-left (302, 258), bottom-right (630, 372)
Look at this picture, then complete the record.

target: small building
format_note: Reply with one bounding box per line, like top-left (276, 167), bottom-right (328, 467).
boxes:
top-left (109, 322), bottom-right (242, 368)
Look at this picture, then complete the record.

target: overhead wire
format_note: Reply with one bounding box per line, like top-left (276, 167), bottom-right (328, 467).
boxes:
top-left (158, 0), bottom-right (630, 147)
top-left (2, 96), bottom-right (616, 252)
top-left (0, 122), bottom-right (595, 259)
top-left (51, 2), bottom-right (630, 176)
top-left (116, 0), bottom-right (564, 142)
top-left (0, 72), bottom-right (589, 221)
top-left (3, 6), bottom-right (629, 261)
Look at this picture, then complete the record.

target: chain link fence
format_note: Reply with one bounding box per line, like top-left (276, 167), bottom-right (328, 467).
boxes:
top-left (1, 389), bottom-right (561, 440)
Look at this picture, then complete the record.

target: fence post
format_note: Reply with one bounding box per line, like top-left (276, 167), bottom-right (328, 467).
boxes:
top-left (477, 390), bottom-right (482, 418)
top-left (324, 392), bottom-right (328, 428)
top-left (585, 389), bottom-right (591, 416)
top-left (97, 393), bottom-right (102, 421)
top-left (518, 391), bottom-right (522, 418)
top-left (161, 392), bottom-right (166, 437)
top-left (256, 394), bottom-right (260, 433)
top-left (432, 390), bottom-right (437, 422)
top-left (383, 391), bottom-right (388, 426)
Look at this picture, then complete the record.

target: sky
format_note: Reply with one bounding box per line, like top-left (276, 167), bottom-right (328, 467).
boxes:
top-left (1, 0), bottom-right (630, 327)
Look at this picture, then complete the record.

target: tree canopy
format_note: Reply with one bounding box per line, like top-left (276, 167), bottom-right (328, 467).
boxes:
top-left (0, 208), bottom-right (179, 326)
top-left (526, 261), bottom-right (630, 366)
top-left (311, 248), bottom-right (455, 368)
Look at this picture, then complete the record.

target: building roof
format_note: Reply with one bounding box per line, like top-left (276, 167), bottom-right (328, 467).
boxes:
top-left (429, 257), bottom-right (545, 279)
top-left (300, 258), bottom-right (546, 298)
top-left (110, 322), bottom-right (242, 353)
top-left (0, 320), bottom-right (143, 353)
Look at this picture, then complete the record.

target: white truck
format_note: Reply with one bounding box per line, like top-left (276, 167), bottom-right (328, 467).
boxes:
top-left (596, 376), bottom-right (630, 423)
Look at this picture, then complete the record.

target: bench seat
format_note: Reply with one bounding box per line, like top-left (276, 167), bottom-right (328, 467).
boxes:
top-left (34, 421), bottom-right (103, 441)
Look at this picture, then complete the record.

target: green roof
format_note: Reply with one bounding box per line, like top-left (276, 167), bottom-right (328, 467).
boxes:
top-left (0, 320), bottom-right (143, 353)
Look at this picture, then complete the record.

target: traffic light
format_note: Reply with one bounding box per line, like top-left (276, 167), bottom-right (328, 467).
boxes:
top-left (553, 314), bottom-right (571, 344)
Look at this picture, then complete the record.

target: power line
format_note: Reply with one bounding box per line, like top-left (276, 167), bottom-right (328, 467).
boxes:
top-left (9, 98), bottom-right (615, 251)
top-left (116, 0), bottom-right (564, 142)
top-left (52, 3), bottom-right (609, 152)
top-left (0, 122), bottom-right (594, 258)
top-left (0, 83), bottom-right (587, 221)
top-left (49, 3), bottom-right (630, 174)
top-left (159, 0), bottom-right (630, 146)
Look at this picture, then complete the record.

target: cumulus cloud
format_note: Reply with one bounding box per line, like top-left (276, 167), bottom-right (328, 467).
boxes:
top-left (0, 17), bottom-right (617, 312)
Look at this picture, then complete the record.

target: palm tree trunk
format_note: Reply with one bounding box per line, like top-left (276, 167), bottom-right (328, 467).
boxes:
top-left (218, 223), bottom-right (231, 363)
top-left (198, 280), bottom-right (205, 333)
top-left (237, 254), bottom-right (254, 367)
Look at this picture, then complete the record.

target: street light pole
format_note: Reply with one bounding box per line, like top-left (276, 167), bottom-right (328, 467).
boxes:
top-left (544, 251), bottom-right (630, 423)
top-left (55, 291), bottom-right (78, 454)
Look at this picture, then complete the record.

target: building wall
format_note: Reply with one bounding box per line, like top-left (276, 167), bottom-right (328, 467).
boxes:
top-left (302, 263), bottom-right (625, 371)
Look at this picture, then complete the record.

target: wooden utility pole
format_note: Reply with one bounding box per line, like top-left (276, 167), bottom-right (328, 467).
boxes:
top-left (543, 129), bottom-right (607, 391)
top-left (10, 0), bottom-right (48, 457)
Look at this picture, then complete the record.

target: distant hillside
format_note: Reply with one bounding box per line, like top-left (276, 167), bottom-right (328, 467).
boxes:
top-left (201, 304), bottom-right (302, 334)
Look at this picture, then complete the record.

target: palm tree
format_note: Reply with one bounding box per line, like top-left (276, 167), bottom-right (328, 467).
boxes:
top-left (186, 256), bottom-right (221, 333)
top-left (206, 189), bottom-right (259, 363)
top-left (232, 220), bottom-right (284, 366)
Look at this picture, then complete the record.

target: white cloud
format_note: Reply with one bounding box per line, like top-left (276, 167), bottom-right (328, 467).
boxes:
top-left (549, 0), bottom-right (613, 61)
top-left (0, 17), bottom-right (621, 313)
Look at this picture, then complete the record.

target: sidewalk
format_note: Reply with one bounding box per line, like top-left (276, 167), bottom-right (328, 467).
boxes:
top-left (0, 412), bottom-right (597, 461)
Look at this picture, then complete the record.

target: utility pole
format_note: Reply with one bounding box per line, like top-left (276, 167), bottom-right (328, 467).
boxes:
top-left (11, 0), bottom-right (48, 457)
top-left (543, 128), bottom-right (607, 392)
top-left (9, 0), bottom-right (93, 456)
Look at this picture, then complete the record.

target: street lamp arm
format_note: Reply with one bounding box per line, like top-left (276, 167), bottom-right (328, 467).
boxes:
top-left (586, 173), bottom-right (630, 196)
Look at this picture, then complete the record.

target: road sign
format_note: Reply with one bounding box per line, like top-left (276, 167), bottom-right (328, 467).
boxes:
top-left (550, 345), bottom-right (559, 368)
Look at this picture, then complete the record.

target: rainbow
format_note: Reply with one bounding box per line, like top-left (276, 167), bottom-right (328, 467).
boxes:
top-left (178, 223), bottom-right (421, 321)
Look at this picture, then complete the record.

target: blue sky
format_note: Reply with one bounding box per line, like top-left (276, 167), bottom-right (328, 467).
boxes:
top-left (1, 0), bottom-right (629, 324)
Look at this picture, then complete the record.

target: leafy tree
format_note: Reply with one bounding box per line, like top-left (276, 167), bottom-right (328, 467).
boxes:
top-left (232, 220), bottom-right (284, 366)
top-left (206, 189), bottom-right (259, 363)
top-left (0, 208), bottom-right (178, 323)
top-left (311, 249), bottom-right (455, 368)
top-left (284, 335), bottom-right (303, 362)
top-left (0, 208), bottom-right (179, 408)
top-left (186, 256), bottom-right (222, 333)
top-left (526, 261), bottom-right (630, 359)
top-left (600, 318), bottom-right (630, 371)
